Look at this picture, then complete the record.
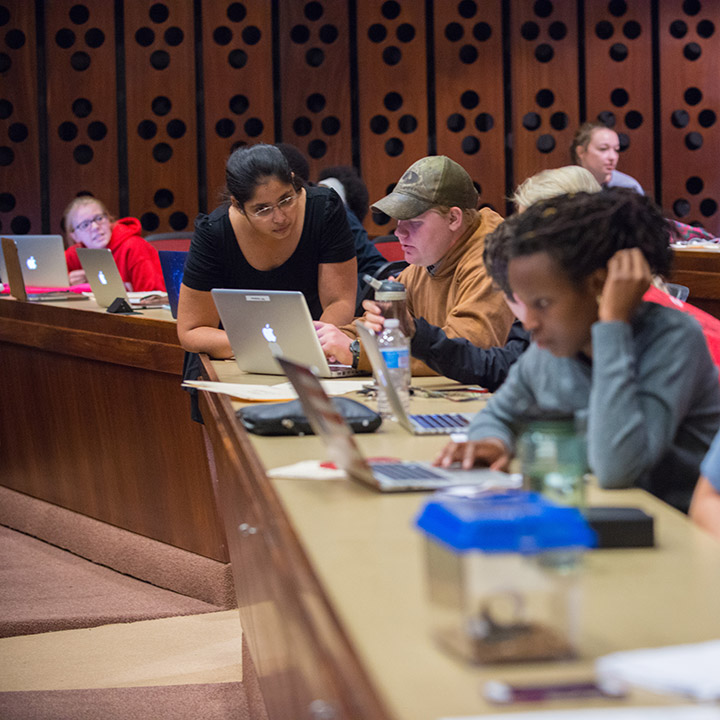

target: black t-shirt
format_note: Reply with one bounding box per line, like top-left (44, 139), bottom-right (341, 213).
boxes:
top-left (183, 185), bottom-right (355, 319)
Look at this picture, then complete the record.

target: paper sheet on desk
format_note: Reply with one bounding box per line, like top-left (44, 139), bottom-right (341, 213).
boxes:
top-left (595, 639), bottom-right (720, 702)
top-left (183, 379), bottom-right (369, 402)
top-left (440, 707), bottom-right (720, 719)
top-left (268, 460), bottom-right (346, 481)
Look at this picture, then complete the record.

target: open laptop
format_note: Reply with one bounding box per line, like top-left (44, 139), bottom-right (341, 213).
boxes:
top-left (356, 322), bottom-right (476, 435)
top-left (212, 289), bottom-right (362, 378)
top-left (277, 356), bottom-right (520, 493)
top-left (0, 234), bottom-right (69, 287)
top-left (1, 237), bottom-right (85, 302)
top-left (158, 250), bottom-right (187, 319)
top-left (77, 248), bottom-right (166, 309)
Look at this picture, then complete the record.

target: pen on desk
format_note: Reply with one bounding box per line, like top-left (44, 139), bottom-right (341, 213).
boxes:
top-left (483, 679), bottom-right (627, 704)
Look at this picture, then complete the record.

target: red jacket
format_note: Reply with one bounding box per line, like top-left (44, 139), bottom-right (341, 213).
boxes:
top-left (644, 285), bottom-right (720, 375)
top-left (65, 217), bottom-right (165, 291)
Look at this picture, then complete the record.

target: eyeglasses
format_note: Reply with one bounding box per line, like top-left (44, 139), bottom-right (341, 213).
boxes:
top-left (74, 213), bottom-right (108, 232)
top-left (246, 193), bottom-right (298, 220)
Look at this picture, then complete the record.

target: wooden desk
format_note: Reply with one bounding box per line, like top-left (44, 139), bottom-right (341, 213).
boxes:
top-left (0, 296), bottom-right (227, 561)
top-left (671, 247), bottom-right (720, 319)
top-left (200, 358), bottom-right (720, 720)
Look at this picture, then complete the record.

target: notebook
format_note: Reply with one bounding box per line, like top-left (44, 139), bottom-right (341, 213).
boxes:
top-left (212, 289), bottom-right (362, 378)
top-left (1, 237), bottom-right (85, 302)
top-left (277, 356), bottom-right (520, 493)
top-left (158, 250), bottom-right (187, 319)
top-left (0, 234), bottom-right (69, 287)
top-left (356, 322), bottom-right (476, 435)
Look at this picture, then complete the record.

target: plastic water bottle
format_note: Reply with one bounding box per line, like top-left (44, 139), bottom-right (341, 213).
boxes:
top-left (376, 318), bottom-right (411, 420)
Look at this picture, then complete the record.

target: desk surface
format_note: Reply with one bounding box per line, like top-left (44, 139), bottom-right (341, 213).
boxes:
top-left (202, 359), bottom-right (720, 720)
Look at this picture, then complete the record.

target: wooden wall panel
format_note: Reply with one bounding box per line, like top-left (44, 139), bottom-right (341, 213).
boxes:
top-left (45, 1), bottom-right (118, 235)
top-left (124, 1), bottom-right (197, 233)
top-left (356, 0), bottom-right (429, 235)
top-left (510, 0), bottom-right (579, 193)
top-left (433, 1), bottom-right (506, 213)
top-left (0, 1), bottom-right (41, 235)
top-left (584, 1), bottom-right (654, 197)
top-left (202, 1), bottom-right (274, 206)
top-left (659, 0), bottom-right (719, 235)
top-left (278, 1), bottom-right (352, 181)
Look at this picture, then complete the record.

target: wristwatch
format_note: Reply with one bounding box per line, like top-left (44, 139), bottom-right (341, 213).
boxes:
top-left (349, 339), bottom-right (361, 369)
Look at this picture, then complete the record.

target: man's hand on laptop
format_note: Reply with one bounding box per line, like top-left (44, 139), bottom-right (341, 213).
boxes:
top-left (313, 321), bottom-right (353, 365)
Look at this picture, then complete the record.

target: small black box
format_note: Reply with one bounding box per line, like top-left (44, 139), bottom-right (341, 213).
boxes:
top-left (582, 506), bottom-right (655, 548)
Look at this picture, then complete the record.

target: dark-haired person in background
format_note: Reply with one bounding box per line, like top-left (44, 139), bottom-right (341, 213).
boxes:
top-left (317, 165), bottom-right (388, 308)
top-left (436, 189), bottom-right (720, 512)
top-left (177, 143), bottom-right (357, 358)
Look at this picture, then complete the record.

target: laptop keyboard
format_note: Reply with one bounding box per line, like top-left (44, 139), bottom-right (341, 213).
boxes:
top-left (372, 462), bottom-right (444, 481)
top-left (410, 413), bottom-right (470, 430)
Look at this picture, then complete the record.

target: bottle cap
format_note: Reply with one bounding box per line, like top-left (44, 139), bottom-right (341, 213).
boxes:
top-left (375, 279), bottom-right (406, 301)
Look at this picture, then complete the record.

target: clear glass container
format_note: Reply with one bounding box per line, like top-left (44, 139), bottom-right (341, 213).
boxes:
top-left (415, 488), bottom-right (596, 664)
top-left (516, 415), bottom-right (588, 508)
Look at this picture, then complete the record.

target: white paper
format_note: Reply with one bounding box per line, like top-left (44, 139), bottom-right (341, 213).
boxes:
top-left (267, 460), bottom-right (346, 481)
top-left (595, 640), bottom-right (720, 702)
top-left (440, 706), bottom-right (720, 720)
top-left (182, 379), bottom-right (369, 402)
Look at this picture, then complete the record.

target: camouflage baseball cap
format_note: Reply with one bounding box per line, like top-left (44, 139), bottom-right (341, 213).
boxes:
top-left (371, 155), bottom-right (478, 220)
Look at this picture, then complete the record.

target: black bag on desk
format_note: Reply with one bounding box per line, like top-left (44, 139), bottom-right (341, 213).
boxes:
top-left (237, 398), bottom-right (382, 436)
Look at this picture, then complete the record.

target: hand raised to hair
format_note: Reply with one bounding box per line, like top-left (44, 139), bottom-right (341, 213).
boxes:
top-left (597, 247), bottom-right (652, 324)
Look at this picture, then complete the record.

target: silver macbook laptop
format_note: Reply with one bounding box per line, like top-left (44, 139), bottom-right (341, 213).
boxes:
top-left (277, 356), bottom-right (520, 493)
top-left (0, 234), bottom-right (69, 287)
top-left (76, 247), bottom-right (130, 308)
top-left (212, 289), bottom-right (363, 378)
top-left (1, 237), bottom-right (85, 302)
top-left (356, 322), bottom-right (475, 435)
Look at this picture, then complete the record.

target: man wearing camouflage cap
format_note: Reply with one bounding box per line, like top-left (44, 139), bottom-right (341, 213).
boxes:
top-left (315, 155), bottom-right (514, 375)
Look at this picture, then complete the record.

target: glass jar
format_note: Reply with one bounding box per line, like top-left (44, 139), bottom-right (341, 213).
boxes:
top-left (516, 415), bottom-right (588, 508)
top-left (415, 488), bottom-right (596, 664)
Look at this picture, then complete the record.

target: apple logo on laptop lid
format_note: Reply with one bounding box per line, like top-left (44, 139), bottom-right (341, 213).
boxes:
top-left (26, 255), bottom-right (37, 270)
top-left (98, 270), bottom-right (108, 285)
top-left (262, 323), bottom-right (284, 357)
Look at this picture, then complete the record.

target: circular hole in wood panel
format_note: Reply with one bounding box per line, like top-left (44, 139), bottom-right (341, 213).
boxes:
top-left (368, 24), bottom-right (387, 43)
top-left (609, 43), bottom-right (628, 61)
top-left (305, 47), bottom-right (324, 66)
top-left (170, 211), bottom-right (189, 230)
top-left (684, 87), bottom-right (702, 105)
top-left (227, 3), bottom-right (246, 23)
top-left (447, 113), bottom-right (465, 132)
top-left (461, 136), bottom-right (480, 154)
top-left (608, 0), bottom-right (628, 17)
top-left (548, 21), bottom-right (566, 40)
top-left (85, 27), bottom-right (105, 48)
top-left (69, 4), bottom-right (90, 25)
top-left (244, 117), bottom-right (264, 137)
top-left (10, 216), bottom-right (31, 233)
top-left (293, 116), bottom-right (312, 135)
top-left (56, 28), bottom-right (76, 48)
top-left (686, 176), bottom-right (703, 194)
top-left (521, 21), bottom-right (540, 41)
top-left (305, 2), bottom-right (324, 21)
top-left (697, 20), bottom-right (714, 38)
top-left (683, 42), bottom-right (702, 60)
top-left (308, 138), bottom-right (327, 158)
top-left (460, 44), bottom-right (478, 63)
top-left (397, 23), bottom-right (415, 42)
top-left (165, 26), bottom-right (183, 46)
top-left (59, 121), bottom-right (79, 141)
top-left (461, 90), bottom-right (479, 109)
top-left (70, 51), bottom-right (91, 71)
top-left (384, 137), bottom-right (404, 156)
top-left (152, 142), bottom-right (173, 162)
top-left (536, 134), bottom-right (555, 153)
top-left (383, 46), bottom-right (402, 65)
top-left (458, 0), bottom-right (477, 19)
top-left (73, 144), bottom-right (94, 164)
top-left (522, 112), bottom-right (541, 131)
top-left (228, 49), bottom-right (248, 68)
top-left (291, 24), bottom-right (310, 43)
top-left (87, 120), bottom-right (107, 141)
top-left (135, 27), bottom-right (155, 46)
top-left (398, 114), bottom-right (417, 133)
top-left (381, 1), bottom-right (401, 21)
top-left (669, 20), bottom-right (687, 38)
top-left (150, 50), bottom-right (170, 69)
top-left (167, 118), bottom-right (186, 139)
top-left (474, 22), bottom-right (492, 41)
top-left (149, 3), bottom-right (169, 24)
top-left (597, 110), bottom-right (616, 126)
top-left (536, 88), bottom-right (554, 107)
top-left (141, 212), bottom-right (160, 231)
top-left (475, 112), bottom-right (494, 131)
top-left (5, 28), bottom-right (25, 49)
top-left (384, 92), bottom-right (403, 111)
top-left (0, 146), bottom-right (14, 166)
top-left (72, 97), bottom-right (93, 117)
top-left (154, 188), bottom-right (174, 208)
top-left (320, 24), bottom-right (339, 43)
top-left (230, 94), bottom-right (249, 115)
top-left (242, 26), bottom-right (261, 44)
top-left (445, 22), bottom-right (463, 41)
top-left (0, 192), bottom-right (15, 212)
top-left (8, 122), bottom-right (27, 142)
top-left (535, 43), bottom-right (554, 62)
top-left (152, 96), bottom-right (172, 116)
top-left (550, 111), bottom-right (568, 130)
top-left (321, 116), bottom-right (340, 135)
top-left (684, 131), bottom-right (703, 150)
top-left (216, 118), bottom-right (236, 138)
top-left (700, 199), bottom-right (717, 217)
top-left (533, 0), bottom-right (554, 19)
top-left (137, 120), bottom-right (157, 139)
top-left (611, 88), bottom-right (629, 106)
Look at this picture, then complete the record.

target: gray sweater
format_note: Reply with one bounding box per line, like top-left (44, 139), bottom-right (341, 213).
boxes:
top-left (468, 302), bottom-right (720, 511)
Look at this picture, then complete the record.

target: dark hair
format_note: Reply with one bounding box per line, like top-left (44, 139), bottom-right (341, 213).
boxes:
top-left (484, 188), bottom-right (674, 296)
top-left (317, 165), bottom-right (370, 222)
top-left (570, 121), bottom-right (616, 164)
top-left (225, 144), bottom-right (301, 206)
top-left (275, 142), bottom-right (310, 182)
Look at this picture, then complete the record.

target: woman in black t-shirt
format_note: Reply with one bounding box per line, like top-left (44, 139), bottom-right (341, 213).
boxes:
top-left (178, 143), bottom-right (357, 358)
